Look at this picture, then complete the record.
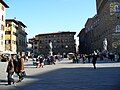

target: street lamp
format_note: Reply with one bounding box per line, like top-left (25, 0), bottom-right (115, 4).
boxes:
top-left (114, 46), bottom-right (117, 54)
top-left (63, 45), bottom-right (68, 58)
top-left (65, 45), bottom-right (68, 48)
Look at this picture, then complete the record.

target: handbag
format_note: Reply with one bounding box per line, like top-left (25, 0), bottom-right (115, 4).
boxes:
top-left (19, 71), bottom-right (26, 77)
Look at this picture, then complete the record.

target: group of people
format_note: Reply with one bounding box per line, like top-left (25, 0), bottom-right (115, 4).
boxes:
top-left (6, 54), bottom-right (25, 85)
top-left (72, 54), bottom-right (97, 69)
top-left (33, 55), bottom-right (58, 68)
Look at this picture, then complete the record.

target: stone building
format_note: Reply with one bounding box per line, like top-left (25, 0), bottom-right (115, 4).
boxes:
top-left (78, 0), bottom-right (120, 54)
top-left (95, 0), bottom-right (120, 53)
top-left (0, 0), bottom-right (9, 52)
top-left (29, 32), bottom-right (76, 55)
top-left (5, 19), bottom-right (27, 55)
top-left (17, 20), bottom-right (27, 55)
top-left (77, 28), bottom-right (86, 54)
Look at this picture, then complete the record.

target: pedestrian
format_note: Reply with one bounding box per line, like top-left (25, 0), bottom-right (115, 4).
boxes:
top-left (82, 54), bottom-right (86, 64)
top-left (117, 53), bottom-right (120, 62)
top-left (25, 56), bottom-right (28, 62)
top-left (6, 55), bottom-right (15, 85)
top-left (87, 55), bottom-right (91, 63)
top-left (72, 56), bottom-right (76, 63)
top-left (17, 55), bottom-right (26, 82)
top-left (12, 55), bottom-right (22, 82)
top-left (39, 56), bottom-right (44, 68)
top-left (50, 56), bottom-right (55, 65)
top-left (46, 56), bottom-right (50, 65)
top-left (75, 54), bottom-right (79, 63)
top-left (92, 54), bottom-right (97, 69)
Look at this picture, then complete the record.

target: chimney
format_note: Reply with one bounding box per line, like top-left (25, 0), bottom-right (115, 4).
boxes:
top-left (14, 17), bottom-right (16, 20)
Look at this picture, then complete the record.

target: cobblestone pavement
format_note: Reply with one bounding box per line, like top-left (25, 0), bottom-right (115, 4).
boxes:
top-left (0, 58), bottom-right (120, 90)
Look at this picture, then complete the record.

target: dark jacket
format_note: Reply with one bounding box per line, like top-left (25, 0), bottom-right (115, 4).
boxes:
top-left (13, 59), bottom-right (19, 73)
top-left (92, 55), bottom-right (97, 64)
top-left (6, 59), bottom-right (14, 73)
top-left (18, 57), bottom-right (24, 72)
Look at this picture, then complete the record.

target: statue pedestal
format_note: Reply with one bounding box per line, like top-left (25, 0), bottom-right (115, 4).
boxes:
top-left (50, 51), bottom-right (53, 56)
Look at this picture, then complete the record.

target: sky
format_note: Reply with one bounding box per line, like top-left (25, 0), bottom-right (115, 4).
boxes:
top-left (4, 0), bottom-right (97, 44)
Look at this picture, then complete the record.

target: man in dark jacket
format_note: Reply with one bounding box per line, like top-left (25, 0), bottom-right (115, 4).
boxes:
top-left (92, 55), bottom-right (97, 69)
top-left (13, 55), bottom-right (25, 82)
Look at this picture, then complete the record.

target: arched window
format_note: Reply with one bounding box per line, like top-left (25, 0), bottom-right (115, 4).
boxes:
top-left (2, 15), bottom-right (4, 21)
top-left (116, 25), bottom-right (120, 32)
top-left (114, 5), bottom-right (120, 12)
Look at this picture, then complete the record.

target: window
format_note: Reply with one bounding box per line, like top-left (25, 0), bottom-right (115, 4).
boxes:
top-left (5, 31), bottom-right (11, 34)
top-left (53, 35), bottom-right (56, 37)
top-left (57, 39), bottom-right (60, 43)
top-left (39, 46), bottom-right (42, 48)
top-left (5, 40), bottom-right (11, 44)
top-left (14, 41), bottom-right (16, 44)
top-left (34, 46), bottom-right (37, 49)
top-left (1, 34), bottom-right (3, 39)
top-left (1, 24), bottom-right (4, 30)
top-left (114, 5), bottom-right (120, 12)
top-left (39, 40), bottom-right (42, 43)
top-left (1, 41), bottom-right (3, 45)
top-left (116, 25), bottom-right (120, 32)
top-left (12, 40), bottom-right (16, 44)
top-left (34, 42), bottom-right (37, 44)
top-left (2, 6), bottom-right (4, 11)
top-left (15, 26), bottom-right (18, 29)
top-left (53, 40), bottom-right (57, 43)
top-left (2, 15), bottom-right (4, 21)
top-left (13, 32), bottom-right (17, 36)
top-left (6, 24), bottom-right (12, 27)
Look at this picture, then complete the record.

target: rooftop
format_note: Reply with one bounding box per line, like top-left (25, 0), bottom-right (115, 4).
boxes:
top-left (0, 0), bottom-right (9, 8)
top-left (36, 31), bottom-right (76, 37)
top-left (6, 19), bottom-right (27, 28)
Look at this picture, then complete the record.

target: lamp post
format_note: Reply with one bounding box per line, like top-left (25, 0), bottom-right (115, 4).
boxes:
top-left (65, 45), bottom-right (68, 54)
top-left (63, 45), bottom-right (68, 58)
top-left (114, 46), bottom-right (117, 54)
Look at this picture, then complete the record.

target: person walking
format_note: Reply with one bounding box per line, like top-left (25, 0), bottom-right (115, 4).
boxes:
top-left (92, 54), bottom-right (97, 69)
top-left (12, 55), bottom-right (22, 82)
top-left (38, 56), bottom-right (44, 68)
top-left (17, 55), bottom-right (25, 82)
top-left (6, 55), bottom-right (15, 85)
top-left (117, 53), bottom-right (120, 62)
top-left (87, 55), bottom-right (91, 63)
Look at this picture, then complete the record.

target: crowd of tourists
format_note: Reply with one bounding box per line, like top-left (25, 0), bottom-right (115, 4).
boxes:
top-left (0, 53), bottom-right (63, 85)
top-left (71, 52), bottom-right (120, 69)
top-left (32, 55), bottom-right (63, 68)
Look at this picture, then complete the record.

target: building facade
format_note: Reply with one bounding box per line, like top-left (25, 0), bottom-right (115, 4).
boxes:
top-left (78, 0), bottom-right (120, 54)
top-left (5, 19), bottom-right (27, 55)
top-left (17, 21), bottom-right (27, 55)
top-left (29, 32), bottom-right (76, 55)
top-left (5, 19), bottom-right (18, 53)
top-left (0, 0), bottom-right (9, 52)
top-left (77, 28), bottom-right (86, 54)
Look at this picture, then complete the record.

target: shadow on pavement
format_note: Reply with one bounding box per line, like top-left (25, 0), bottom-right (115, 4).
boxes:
top-left (5, 66), bottom-right (120, 90)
